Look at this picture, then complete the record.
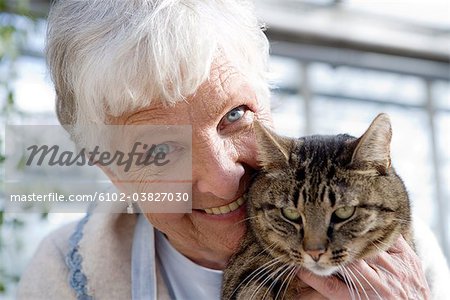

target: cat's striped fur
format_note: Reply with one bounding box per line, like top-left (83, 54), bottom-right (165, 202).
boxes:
top-left (222, 114), bottom-right (412, 299)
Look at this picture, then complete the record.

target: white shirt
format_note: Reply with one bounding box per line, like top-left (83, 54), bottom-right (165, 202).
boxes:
top-left (132, 215), bottom-right (223, 300)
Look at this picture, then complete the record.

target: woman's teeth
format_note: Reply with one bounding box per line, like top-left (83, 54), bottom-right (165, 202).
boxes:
top-left (204, 197), bottom-right (245, 215)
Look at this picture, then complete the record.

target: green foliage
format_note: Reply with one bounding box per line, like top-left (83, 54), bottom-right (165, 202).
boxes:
top-left (0, 2), bottom-right (39, 297)
top-left (0, 0), bottom-right (32, 16)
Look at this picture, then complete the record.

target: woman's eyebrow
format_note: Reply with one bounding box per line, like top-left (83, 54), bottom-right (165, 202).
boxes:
top-left (211, 83), bottom-right (256, 117)
top-left (124, 108), bottom-right (177, 125)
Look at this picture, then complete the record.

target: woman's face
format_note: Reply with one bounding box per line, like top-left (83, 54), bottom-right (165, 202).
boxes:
top-left (118, 60), bottom-right (272, 269)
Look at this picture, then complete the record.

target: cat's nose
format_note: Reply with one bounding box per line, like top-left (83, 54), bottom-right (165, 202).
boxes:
top-left (305, 248), bottom-right (326, 262)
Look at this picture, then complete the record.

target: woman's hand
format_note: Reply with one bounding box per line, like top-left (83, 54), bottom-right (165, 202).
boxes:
top-left (296, 236), bottom-right (430, 299)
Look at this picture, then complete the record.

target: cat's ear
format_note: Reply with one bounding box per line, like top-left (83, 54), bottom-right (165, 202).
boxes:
top-left (350, 113), bottom-right (392, 175)
top-left (253, 120), bottom-right (293, 170)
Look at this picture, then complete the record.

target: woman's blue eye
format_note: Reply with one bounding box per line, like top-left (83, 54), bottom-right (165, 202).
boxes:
top-left (154, 143), bottom-right (170, 155)
top-left (226, 106), bottom-right (245, 123)
top-left (145, 143), bottom-right (172, 160)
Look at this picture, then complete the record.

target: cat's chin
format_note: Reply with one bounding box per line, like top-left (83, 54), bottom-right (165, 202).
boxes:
top-left (306, 265), bottom-right (339, 277)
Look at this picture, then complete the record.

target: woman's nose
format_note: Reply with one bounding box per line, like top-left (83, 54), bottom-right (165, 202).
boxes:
top-left (193, 142), bottom-right (245, 200)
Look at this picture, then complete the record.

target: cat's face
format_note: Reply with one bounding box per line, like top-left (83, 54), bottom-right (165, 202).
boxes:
top-left (248, 114), bottom-right (411, 276)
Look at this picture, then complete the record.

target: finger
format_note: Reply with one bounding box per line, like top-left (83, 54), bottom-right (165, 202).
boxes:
top-left (391, 235), bottom-right (426, 278)
top-left (365, 250), bottom-right (400, 279)
top-left (296, 288), bottom-right (328, 300)
top-left (370, 237), bottom-right (423, 280)
top-left (297, 269), bottom-right (350, 299)
top-left (387, 235), bottom-right (414, 256)
top-left (344, 260), bottom-right (392, 297)
top-left (368, 252), bottom-right (428, 299)
top-left (363, 239), bottom-right (430, 299)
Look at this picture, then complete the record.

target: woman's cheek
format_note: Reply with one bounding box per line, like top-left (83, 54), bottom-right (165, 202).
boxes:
top-left (231, 134), bottom-right (259, 168)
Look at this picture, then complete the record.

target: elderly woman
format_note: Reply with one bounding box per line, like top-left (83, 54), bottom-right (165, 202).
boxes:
top-left (17, 0), bottom-right (441, 299)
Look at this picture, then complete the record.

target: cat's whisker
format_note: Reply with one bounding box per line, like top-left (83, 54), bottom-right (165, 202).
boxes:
top-left (262, 265), bottom-right (287, 299)
top-left (349, 264), bottom-right (383, 300)
top-left (344, 268), bottom-right (363, 300)
top-left (374, 265), bottom-right (395, 280)
top-left (279, 266), bottom-right (298, 300)
top-left (268, 264), bottom-right (293, 297)
top-left (233, 216), bottom-right (259, 226)
top-left (258, 264), bottom-right (289, 298)
top-left (243, 256), bottom-right (288, 295)
top-left (372, 238), bottom-right (392, 249)
top-left (276, 265), bottom-right (297, 300)
top-left (346, 264), bottom-right (370, 300)
top-left (229, 256), bottom-right (284, 298)
top-left (241, 256), bottom-right (283, 287)
top-left (263, 264), bottom-right (294, 300)
top-left (343, 249), bottom-right (362, 262)
top-left (262, 267), bottom-right (284, 299)
top-left (255, 264), bottom-right (286, 299)
top-left (342, 265), bottom-right (361, 300)
top-left (370, 241), bottom-right (384, 252)
top-left (244, 242), bottom-right (277, 266)
top-left (250, 263), bottom-right (286, 300)
top-left (338, 265), bottom-right (357, 300)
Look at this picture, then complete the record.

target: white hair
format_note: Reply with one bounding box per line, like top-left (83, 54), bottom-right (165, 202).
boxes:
top-left (46, 0), bottom-right (270, 144)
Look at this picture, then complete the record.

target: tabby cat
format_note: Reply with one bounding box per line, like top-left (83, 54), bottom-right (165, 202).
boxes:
top-left (222, 113), bottom-right (413, 299)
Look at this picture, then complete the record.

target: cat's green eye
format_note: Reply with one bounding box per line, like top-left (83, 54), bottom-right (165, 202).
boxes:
top-left (281, 207), bottom-right (301, 222)
top-left (333, 206), bottom-right (356, 221)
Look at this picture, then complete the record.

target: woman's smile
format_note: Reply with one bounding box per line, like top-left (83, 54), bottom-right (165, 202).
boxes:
top-left (201, 196), bottom-right (245, 215)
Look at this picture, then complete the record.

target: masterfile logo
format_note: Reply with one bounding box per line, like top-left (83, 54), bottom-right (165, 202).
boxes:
top-left (4, 125), bottom-right (192, 213)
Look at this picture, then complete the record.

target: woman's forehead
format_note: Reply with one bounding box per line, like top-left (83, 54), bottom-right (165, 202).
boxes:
top-left (122, 64), bottom-right (257, 126)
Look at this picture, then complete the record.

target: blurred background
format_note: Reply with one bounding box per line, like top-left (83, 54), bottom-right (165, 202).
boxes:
top-left (0, 0), bottom-right (449, 298)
